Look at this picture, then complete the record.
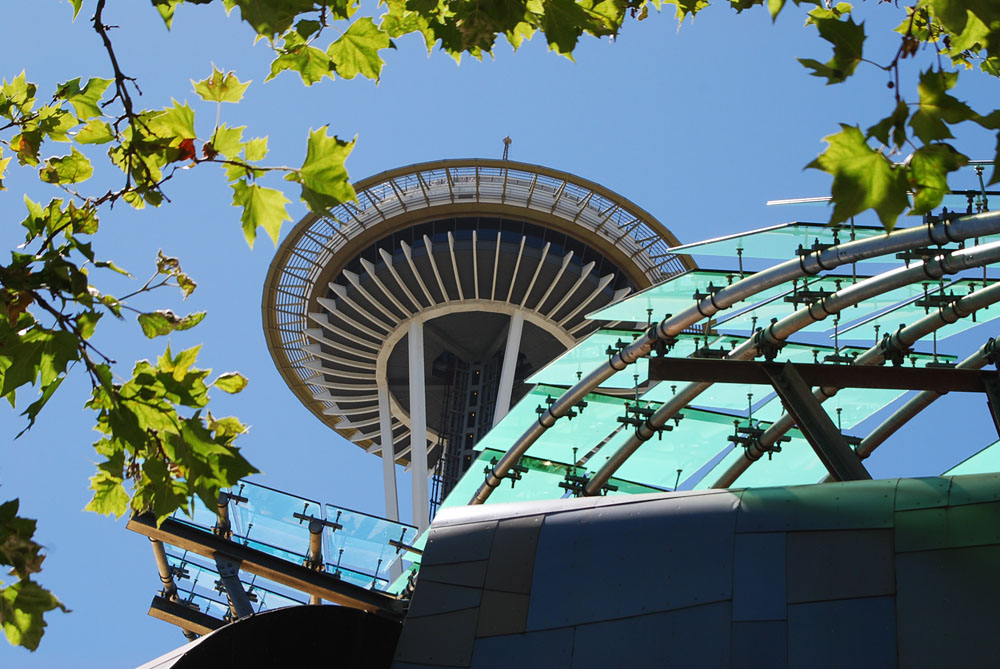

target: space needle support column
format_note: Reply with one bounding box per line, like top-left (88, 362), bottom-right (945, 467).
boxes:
top-left (494, 312), bottom-right (525, 427)
top-left (408, 320), bottom-right (430, 530)
top-left (376, 384), bottom-right (399, 523)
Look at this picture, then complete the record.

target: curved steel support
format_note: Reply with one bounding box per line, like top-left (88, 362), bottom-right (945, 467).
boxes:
top-left (471, 212), bottom-right (1000, 504)
top-left (853, 339), bottom-right (997, 463)
top-left (713, 278), bottom-right (1000, 488)
top-left (584, 240), bottom-right (1000, 495)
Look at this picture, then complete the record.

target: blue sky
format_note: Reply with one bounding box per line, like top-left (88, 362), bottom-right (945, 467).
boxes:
top-left (1, 1), bottom-right (998, 665)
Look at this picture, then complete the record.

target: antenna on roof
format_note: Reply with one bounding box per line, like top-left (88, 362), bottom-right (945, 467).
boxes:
top-left (502, 136), bottom-right (512, 161)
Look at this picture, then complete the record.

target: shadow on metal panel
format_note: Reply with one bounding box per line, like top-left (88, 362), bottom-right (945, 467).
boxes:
top-left (140, 605), bottom-right (400, 669)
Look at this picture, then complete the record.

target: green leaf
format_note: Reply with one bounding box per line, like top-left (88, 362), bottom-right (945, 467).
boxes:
top-left (63, 0), bottom-right (83, 18)
top-left (207, 124), bottom-right (245, 159)
top-left (77, 311), bottom-right (102, 340)
top-left (267, 34), bottom-right (336, 86)
top-left (244, 136), bottom-right (268, 161)
top-left (147, 100), bottom-right (197, 140)
top-left (192, 67), bottom-right (251, 103)
top-left (327, 18), bottom-right (392, 81)
top-left (807, 124), bottom-right (910, 230)
top-left (907, 143), bottom-right (969, 214)
top-left (38, 148), bottom-right (93, 184)
top-left (909, 69), bottom-right (976, 144)
top-left (212, 372), bottom-right (248, 394)
top-left (222, 0), bottom-right (318, 37)
top-left (1, 579), bottom-right (67, 651)
top-left (84, 471), bottom-right (130, 518)
top-left (137, 310), bottom-right (207, 338)
top-left (799, 9), bottom-right (865, 84)
top-left (867, 100), bottom-right (909, 150)
top-left (230, 181), bottom-right (291, 247)
top-left (290, 127), bottom-right (356, 209)
top-left (75, 119), bottom-right (114, 145)
top-left (57, 77), bottom-right (112, 120)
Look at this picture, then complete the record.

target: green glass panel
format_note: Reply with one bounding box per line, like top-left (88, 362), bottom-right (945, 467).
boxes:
top-left (167, 551), bottom-right (307, 615)
top-left (438, 448), bottom-right (662, 513)
top-left (476, 385), bottom-right (633, 464)
top-left (695, 434), bottom-right (826, 489)
top-left (606, 408), bottom-right (754, 489)
top-left (715, 274), bottom-right (912, 334)
top-left (665, 221), bottom-right (887, 261)
top-left (587, 269), bottom-right (790, 324)
top-left (753, 388), bottom-right (905, 430)
top-left (323, 503), bottom-right (417, 589)
top-left (528, 329), bottom-right (648, 389)
top-left (227, 481), bottom-right (322, 564)
top-left (838, 279), bottom-right (1000, 342)
top-left (944, 440), bottom-right (1000, 476)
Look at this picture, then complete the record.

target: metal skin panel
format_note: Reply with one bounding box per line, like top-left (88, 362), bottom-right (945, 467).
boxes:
top-left (525, 494), bottom-right (738, 630)
top-left (420, 520), bottom-right (497, 566)
top-left (570, 602), bottom-right (732, 669)
top-left (787, 597), bottom-right (897, 669)
top-left (947, 471), bottom-right (1000, 506)
top-left (483, 515), bottom-right (543, 594)
top-left (893, 477), bottom-right (952, 511)
top-left (407, 581), bottom-right (483, 618)
top-left (731, 621), bottom-right (787, 669)
top-left (393, 607), bottom-right (480, 667)
top-left (417, 561), bottom-right (489, 589)
top-left (732, 532), bottom-right (787, 621)
top-left (470, 628), bottom-right (575, 669)
top-left (894, 501), bottom-right (1000, 553)
top-left (895, 545), bottom-right (1000, 668)
top-left (735, 479), bottom-right (895, 533)
top-left (786, 530), bottom-right (895, 603)
top-left (475, 590), bottom-right (530, 637)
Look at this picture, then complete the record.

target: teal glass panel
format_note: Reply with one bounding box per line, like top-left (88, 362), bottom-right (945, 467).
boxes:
top-left (175, 588), bottom-right (230, 619)
top-left (166, 551), bottom-right (307, 616)
top-left (323, 504), bottom-right (418, 590)
top-left (694, 433), bottom-right (826, 489)
top-left (715, 274), bottom-right (901, 334)
top-left (476, 385), bottom-right (633, 464)
top-left (528, 329), bottom-right (649, 389)
top-left (226, 481), bottom-right (322, 564)
top-left (944, 440), bottom-right (1000, 475)
top-left (664, 221), bottom-right (887, 261)
top-left (837, 279), bottom-right (1000, 342)
top-left (753, 388), bottom-right (905, 430)
top-left (587, 269), bottom-right (790, 324)
top-left (438, 448), bottom-right (662, 513)
top-left (606, 408), bottom-right (757, 489)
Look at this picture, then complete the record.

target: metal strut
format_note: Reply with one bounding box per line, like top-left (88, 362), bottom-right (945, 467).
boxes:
top-left (762, 362), bottom-right (872, 482)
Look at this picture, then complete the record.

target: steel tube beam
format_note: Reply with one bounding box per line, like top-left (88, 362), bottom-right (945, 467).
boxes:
top-left (408, 320), bottom-right (429, 529)
top-left (714, 279), bottom-right (1000, 487)
top-left (584, 240), bottom-right (1000, 496)
top-left (647, 357), bottom-right (999, 392)
top-left (493, 312), bottom-right (525, 426)
top-left (150, 538), bottom-right (178, 599)
top-left (474, 211), bottom-right (1000, 504)
top-left (852, 339), bottom-right (996, 463)
top-left (377, 384), bottom-right (400, 522)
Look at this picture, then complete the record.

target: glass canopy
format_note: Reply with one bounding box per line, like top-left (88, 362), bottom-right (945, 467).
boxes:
top-left (527, 329), bottom-right (649, 389)
top-left (837, 278), bottom-right (1000, 342)
top-left (660, 221), bottom-right (889, 261)
top-left (944, 439), bottom-right (1000, 476)
top-left (586, 269), bottom-right (791, 324)
top-left (170, 480), bottom-right (417, 594)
